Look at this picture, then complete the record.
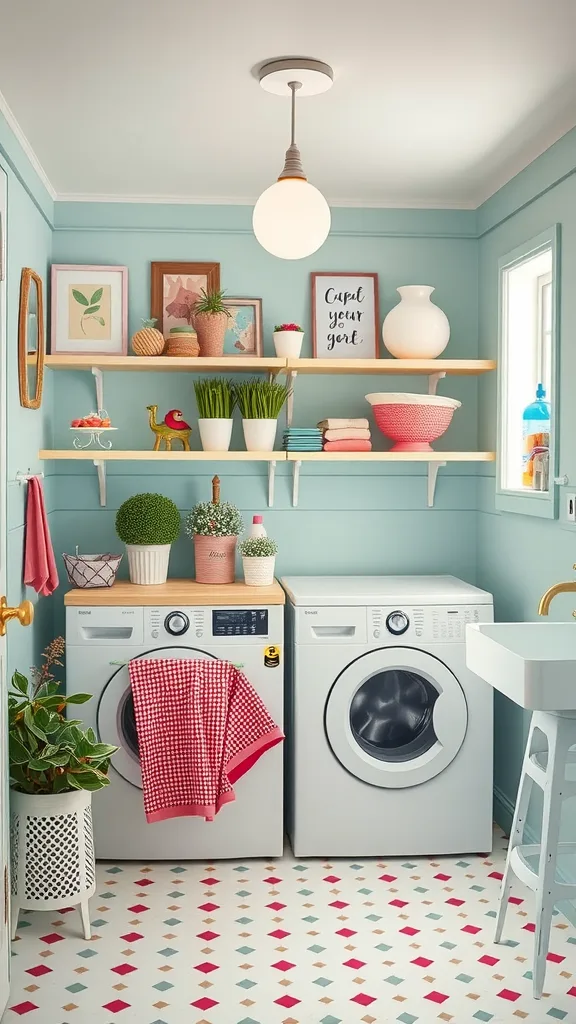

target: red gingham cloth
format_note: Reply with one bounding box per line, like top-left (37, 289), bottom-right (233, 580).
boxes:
top-left (128, 658), bottom-right (284, 823)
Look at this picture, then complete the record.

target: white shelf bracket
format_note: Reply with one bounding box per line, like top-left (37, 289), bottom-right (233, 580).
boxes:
top-left (92, 366), bottom-right (104, 411)
top-left (428, 371), bottom-right (446, 396)
top-left (292, 459), bottom-right (302, 507)
top-left (94, 459), bottom-right (106, 506)
top-left (267, 460), bottom-right (277, 508)
top-left (427, 461), bottom-right (446, 507)
top-left (286, 370), bottom-right (297, 428)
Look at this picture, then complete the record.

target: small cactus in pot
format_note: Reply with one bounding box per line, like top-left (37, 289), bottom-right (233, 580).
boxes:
top-left (131, 318), bottom-right (165, 356)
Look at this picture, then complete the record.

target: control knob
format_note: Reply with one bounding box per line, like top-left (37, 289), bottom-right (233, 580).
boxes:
top-left (165, 611), bottom-right (190, 636)
top-left (386, 610), bottom-right (409, 636)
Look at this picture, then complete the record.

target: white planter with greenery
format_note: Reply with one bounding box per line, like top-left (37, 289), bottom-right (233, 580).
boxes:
top-left (9, 640), bottom-right (118, 939)
top-left (240, 536), bottom-right (278, 586)
top-left (236, 379), bottom-right (291, 452)
top-left (273, 323), bottom-right (304, 358)
top-left (115, 492), bottom-right (181, 584)
top-left (195, 378), bottom-right (235, 452)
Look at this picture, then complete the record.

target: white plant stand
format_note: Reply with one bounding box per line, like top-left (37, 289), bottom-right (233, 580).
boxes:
top-left (11, 789), bottom-right (96, 940)
top-left (494, 710), bottom-right (576, 998)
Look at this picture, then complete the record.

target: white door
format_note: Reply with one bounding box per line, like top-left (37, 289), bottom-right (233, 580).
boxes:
top-left (0, 164), bottom-right (10, 1016)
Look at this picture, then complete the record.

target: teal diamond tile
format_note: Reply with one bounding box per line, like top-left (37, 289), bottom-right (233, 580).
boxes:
top-left (485, 910), bottom-right (497, 918)
top-left (567, 936), bottom-right (576, 945)
top-left (163, 918), bottom-right (181, 926)
top-left (472, 1013), bottom-right (493, 1023)
top-left (366, 914), bottom-right (382, 922)
top-left (547, 1010), bottom-right (568, 1020)
top-left (167, 890), bottom-right (184, 898)
top-left (90, 918), bottom-right (108, 927)
top-left (303, 915), bottom-right (318, 922)
top-left (523, 970), bottom-right (533, 980)
top-left (298, 889), bottom-right (313, 896)
top-left (157, 947), bottom-right (178, 957)
top-left (320, 1017), bottom-right (342, 1024)
top-left (237, 1017), bottom-right (260, 1023)
top-left (106, 866), bottom-right (123, 874)
top-left (414, 886), bottom-right (428, 893)
top-left (236, 890), bottom-right (251, 897)
top-left (98, 891), bottom-right (116, 899)
top-left (150, 1020), bottom-right (169, 1024)
top-left (153, 981), bottom-right (174, 992)
top-left (375, 943), bottom-right (392, 952)
top-left (397, 1014), bottom-right (418, 1024)
top-left (313, 977), bottom-right (333, 987)
top-left (385, 975), bottom-right (404, 985)
top-left (236, 979), bottom-right (257, 990)
top-left (401, 863), bottom-right (417, 869)
top-left (77, 948), bottom-right (98, 958)
top-left (234, 865), bottom-right (249, 872)
top-left (236, 917), bottom-right (252, 924)
top-left (500, 938), bottom-right (519, 947)
top-left (358, 888), bottom-right (373, 895)
top-left (470, 884), bottom-right (485, 892)
top-left (170, 866), bottom-right (186, 873)
top-left (293, 865), bottom-right (308, 872)
top-left (236, 946), bottom-right (255, 955)
top-left (308, 944), bottom-right (326, 953)
top-left (349, 864), bottom-right (363, 870)
top-left (66, 983), bottom-right (87, 994)
top-left (456, 973), bottom-right (473, 983)
top-left (426, 913), bottom-right (442, 920)
top-left (440, 941), bottom-right (456, 950)
top-left (456, 860), bottom-right (470, 867)
top-left (16, 920), bottom-right (31, 928)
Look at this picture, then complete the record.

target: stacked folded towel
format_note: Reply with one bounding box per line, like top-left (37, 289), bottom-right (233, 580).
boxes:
top-left (283, 427), bottom-right (323, 452)
top-left (317, 418), bottom-right (372, 452)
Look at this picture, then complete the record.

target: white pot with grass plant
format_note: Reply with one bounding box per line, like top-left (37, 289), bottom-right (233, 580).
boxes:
top-left (273, 322), bottom-right (304, 358)
top-left (194, 377), bottom-right (236, 452)
top-left (236, 378), bottom-right (292, 452)
top-left (240, 536), bottom-right (278, 586)
top-left (115, 492), bottom-right (181, 585)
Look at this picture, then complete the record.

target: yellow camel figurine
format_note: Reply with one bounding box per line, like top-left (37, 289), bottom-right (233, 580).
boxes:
top-left (147, 405), bottom-right (192, 452)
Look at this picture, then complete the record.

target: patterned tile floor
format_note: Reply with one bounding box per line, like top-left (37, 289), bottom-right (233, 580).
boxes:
top-left (4, 828), bottom-right (576, 1024)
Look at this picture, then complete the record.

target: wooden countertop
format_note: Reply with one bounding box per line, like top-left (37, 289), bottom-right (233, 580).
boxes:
top-left (64, 579), bottom-right (286, 606)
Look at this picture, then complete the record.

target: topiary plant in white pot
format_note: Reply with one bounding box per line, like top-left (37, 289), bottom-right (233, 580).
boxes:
top-left (115, 492), bottom-right (181, 584)
top-left (239, 535), bottom-right (278, 586)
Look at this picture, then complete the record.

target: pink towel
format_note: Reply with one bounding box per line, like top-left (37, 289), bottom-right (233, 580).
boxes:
top-left (324, 428), bottom-right (371, 441)
top-left (129, 658), bottom-right (284, 822)
top-left (323, 439), bottom-right (373, 452)
top-left (24, 477), bottom-right (59, 597)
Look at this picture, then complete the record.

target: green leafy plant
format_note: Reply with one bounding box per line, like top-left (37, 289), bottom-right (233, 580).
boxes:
top-left (194, 288), bottom-right (232, 317)
top-left (116, 493), bottom-right (181, 545)
top-left (239, 536), bottom-right (278, 557)
top-left (235, 378), bottom-right (292, 419)
top-left (72, 287), bottom-right (105, 335)
top-left (194, 378), bottom-right (236, 418)
top-left (186, 501), bottom-right (243, 537)
top-left (8, 638), bottom-right (118, 795)
top-left (274, 323), bottom-right (303, 332)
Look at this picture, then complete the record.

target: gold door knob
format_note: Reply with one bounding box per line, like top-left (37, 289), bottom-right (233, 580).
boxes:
top-left (0, 596), bottom-right (34, 637)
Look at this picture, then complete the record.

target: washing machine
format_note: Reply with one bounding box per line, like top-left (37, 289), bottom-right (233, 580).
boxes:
top-left (65, 589), bottom-right (284, 859)
top-left (282, 575), bottom-right (494, 857)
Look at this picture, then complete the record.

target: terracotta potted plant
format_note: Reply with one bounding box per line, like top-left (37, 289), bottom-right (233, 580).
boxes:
top-left (273, 322), bottom-right (304, 358)
top-left (240, 535), bottom-right (278, 586)
top-left (193, 288), bottom-right (231, 357)
top-left (194, 377), bottom-right (236, 452)
top-left (186, 475), bottom-right (243, 584)
top-left (236, 378), bottom-right (292, 451)
top-left (9, 638), bottom-right (118, 939)
top-left (115, 492), bottom-right (181, 584)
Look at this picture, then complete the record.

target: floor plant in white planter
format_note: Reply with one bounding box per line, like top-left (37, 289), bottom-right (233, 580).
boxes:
top-left (115, 492), bottom-right (181, 584)
top-left (8, 638), bottom-right (118, 939)
top-left (239, 535), bottom-right (278, 586)
top-left (236, 378), bottom-right (292, 451)
top-left (194, 377), bottom-right (236, 452)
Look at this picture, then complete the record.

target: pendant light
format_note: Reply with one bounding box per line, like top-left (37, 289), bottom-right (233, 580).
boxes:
top-left (253, 58), bottom-right (333, 261)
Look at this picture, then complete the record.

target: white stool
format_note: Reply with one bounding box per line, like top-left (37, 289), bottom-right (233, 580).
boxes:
top-left (495, 710), bottom-right (576, 998)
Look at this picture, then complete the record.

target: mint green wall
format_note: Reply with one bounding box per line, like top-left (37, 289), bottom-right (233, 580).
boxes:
top-left (0, 111), bottom-right (54, 678)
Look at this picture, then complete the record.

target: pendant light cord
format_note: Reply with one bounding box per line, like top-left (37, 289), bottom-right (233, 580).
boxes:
top-left (278, 81), bottom-right (305, 180)
top-left (288, 81), bottom-right (301, 146)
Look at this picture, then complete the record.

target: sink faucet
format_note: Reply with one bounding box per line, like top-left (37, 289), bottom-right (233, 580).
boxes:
top-left (538, 566), bottom-right (576, 615)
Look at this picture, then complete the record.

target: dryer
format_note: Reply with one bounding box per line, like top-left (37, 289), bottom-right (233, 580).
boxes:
top-left (282, 575), bottom-right (493, 857)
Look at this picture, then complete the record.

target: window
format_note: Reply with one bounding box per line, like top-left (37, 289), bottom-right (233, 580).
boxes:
top-left (497, 226), bottom-right (559, 519)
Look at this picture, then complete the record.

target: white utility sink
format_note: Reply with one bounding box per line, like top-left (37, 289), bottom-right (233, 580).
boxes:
top-left (466, 622), bottom-right (576, 711)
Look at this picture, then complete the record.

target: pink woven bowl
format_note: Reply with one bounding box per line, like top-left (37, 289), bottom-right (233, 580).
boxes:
top-left (366, 393), bottom-right (461, 452)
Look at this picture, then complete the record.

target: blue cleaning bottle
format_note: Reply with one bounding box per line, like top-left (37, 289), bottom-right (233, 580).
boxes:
top-left (522, 383), bottom-right (550, 488)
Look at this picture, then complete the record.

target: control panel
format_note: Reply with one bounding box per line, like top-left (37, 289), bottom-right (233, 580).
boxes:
top-left (369, 605), bottom-right (483, 643)
top-left (144, 607), bottom-right (270, 642)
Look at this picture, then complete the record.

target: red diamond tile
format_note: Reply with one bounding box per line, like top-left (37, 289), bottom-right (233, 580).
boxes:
top-left (351, 993), bottom-right (376, 1006)
top-left (434, 873), bottom-right (451, 881)
top-left (111, 964), bottom-right (137, 976)
top-left (194, 962), bottom-right (219, 974)
top-left (344, 958), bottom-right (366, 969)
top-left (263, 876), bottom-right (282, 884)
top-left (488, 871), bottom-right (503, 880)
top-left (134, 879), bottom-right (154, 887)
top-left (412, 957), bottom-right (433, 968)
top-left (567, 987), bottom-right (576, 997)
top-left (329, 900), bottom-right (349, 909)
top-left (336, 928), bottom-right (357, 937)
top-left (323, 875), bottom-right (341, 883)
top-left (509, 896), bottom-right (523, 904)
top-left (425, 991), bottom-right (449, 1004)
top-left (103, 1000), bottom-right (130, 1013)
top-left (127, 904), bottom-right (149, 913)
top-left (39, 933), bottom-right (64, 945)
top-left (191, 997), bottom-right (219, 1010)
top-left (379, 874), bottom-right (397, 882)
top-left (478, 955), bottom-right (499, 966)
top-left (269, 929), bottom-right (290, 939)
top-left (275, 995), bottom-right (301, 1008)
top-left (400, 926), bottom-right (420, 936)
top-left (57, 907), bottom-right (76, 914)
top-left (461, 925), bottom-right (481, 934)
top-left (119, 932), bottom-right (143, 942)
top-left (446, 898), bottom-right (465, 906)
top-left (523, 922), bottom-right (535, 933)
top-left (25, 966), bottom-right (52, 978)
top-left (197, 931), bottom-right (220, 941)
top-left (497, 989), bottom-right (521, 1002)
top-left (198, 903), bottom-right (219, 912)
top-left (389, 899), bottom-right (408, 908)
top-left (271, 960), bottom-right (296, 972)
top-left (200, 877), bottom-right (220, 886)
top-left (547, 952), bottom-right (565, 963)
top-left (267, 902), bottom-right (286, 911)
top-left (9, 1004), bottom-right (38, 1016)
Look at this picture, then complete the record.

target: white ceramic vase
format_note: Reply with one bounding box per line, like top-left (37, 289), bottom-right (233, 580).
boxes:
top-left (273, 331), bottom-right (304, 358)
top-left (382, 285), bottom-right (450, 359)
top-left (243, 555), bottom-right (276, 586)
top-left (242, 418), bottom-right (278, 452)
top-left (126, 543), bottom-right (171, 585)
top-left (198, 418), bottom-right (233, 452)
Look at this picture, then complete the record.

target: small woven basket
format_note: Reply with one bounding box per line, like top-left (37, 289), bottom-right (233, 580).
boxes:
top-left (63, 551), bottom-right (122, 588)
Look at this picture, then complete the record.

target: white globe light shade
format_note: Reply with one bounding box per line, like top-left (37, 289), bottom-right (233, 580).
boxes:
top-left (253, 178), bottom-right (331, 260)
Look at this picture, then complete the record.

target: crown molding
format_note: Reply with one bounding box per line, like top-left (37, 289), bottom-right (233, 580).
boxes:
top-left (55, 190), bottom-right (478, 210)
top-left (0, 89), bottom-right (56, 200)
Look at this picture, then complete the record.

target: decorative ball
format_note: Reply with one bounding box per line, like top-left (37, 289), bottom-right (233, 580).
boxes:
top-left (131, 319), bottom-right (165, 356)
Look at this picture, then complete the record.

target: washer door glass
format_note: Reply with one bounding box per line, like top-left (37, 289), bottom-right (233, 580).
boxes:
top-left (97, 646), bottom-right (216, 788)
top-left (325, 647), bottom-right (467, 789)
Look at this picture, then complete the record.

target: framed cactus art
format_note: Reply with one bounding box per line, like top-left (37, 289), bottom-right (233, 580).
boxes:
top-left (50, 265), bottom-right (128, 355)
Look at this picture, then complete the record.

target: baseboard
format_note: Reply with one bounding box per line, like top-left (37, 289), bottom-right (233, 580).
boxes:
top-left (493, 785), bottom-right (576, 927)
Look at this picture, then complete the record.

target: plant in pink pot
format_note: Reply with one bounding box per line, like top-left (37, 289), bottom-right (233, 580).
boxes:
top-left (193, 288), bottom-right (231, 357)
top-left (186, 476), bottom-right (244, 584)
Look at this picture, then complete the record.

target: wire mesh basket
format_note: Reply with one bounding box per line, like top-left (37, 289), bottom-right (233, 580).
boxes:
top-left (63, 550), bottom-right (122, 588)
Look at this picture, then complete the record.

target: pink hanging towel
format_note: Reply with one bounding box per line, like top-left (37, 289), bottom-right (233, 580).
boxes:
top-left (24, 476), bottom-right (59, 596)
top-left (128, 658), bottom-right (284, 823)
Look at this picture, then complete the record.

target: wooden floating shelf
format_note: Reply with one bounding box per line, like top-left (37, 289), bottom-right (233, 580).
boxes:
top-left (286, 358), bottom-right (497, 375)
top-left (285, 451), bottom-right (495, 462)
top-left (39, 449), bottom-right (281, 462)
top-left (42, 355), bottom-right (285, 373)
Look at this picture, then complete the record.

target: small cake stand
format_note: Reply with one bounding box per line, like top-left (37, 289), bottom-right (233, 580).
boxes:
top-left (71, 427), bottom-right (118, 451)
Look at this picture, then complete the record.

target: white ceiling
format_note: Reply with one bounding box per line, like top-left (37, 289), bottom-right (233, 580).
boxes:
top-left (1, 0), bottom-right (576, 207)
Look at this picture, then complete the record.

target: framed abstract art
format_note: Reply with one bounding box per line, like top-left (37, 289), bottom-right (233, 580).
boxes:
top-left (150, 262), bottom-right (220, 336)
top-left (222, 298), bottom-right (263, 356)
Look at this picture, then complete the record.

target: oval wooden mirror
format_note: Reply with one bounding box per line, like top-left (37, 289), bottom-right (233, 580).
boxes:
top-left (18, 267), bottom-right (45, 410)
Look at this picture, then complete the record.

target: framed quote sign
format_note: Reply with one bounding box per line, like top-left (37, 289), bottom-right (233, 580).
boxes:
top-left (311, 272), bottom-right (379, 359)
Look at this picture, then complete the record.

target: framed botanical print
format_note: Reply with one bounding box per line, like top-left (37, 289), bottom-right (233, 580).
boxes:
top-left (151, 261), bottom-right (220, 336)
top-left (311, 272), bottom-right (379, 358)
top-left (222, 298), bottom-right (263, 356)
top-left (51, 265), bottom-right (128, 355)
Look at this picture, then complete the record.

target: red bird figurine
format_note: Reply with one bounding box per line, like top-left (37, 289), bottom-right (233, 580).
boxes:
top-left (147, 405), bottom-right (192, 452)
top-left (164, 409), bottom-right (191, 430)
